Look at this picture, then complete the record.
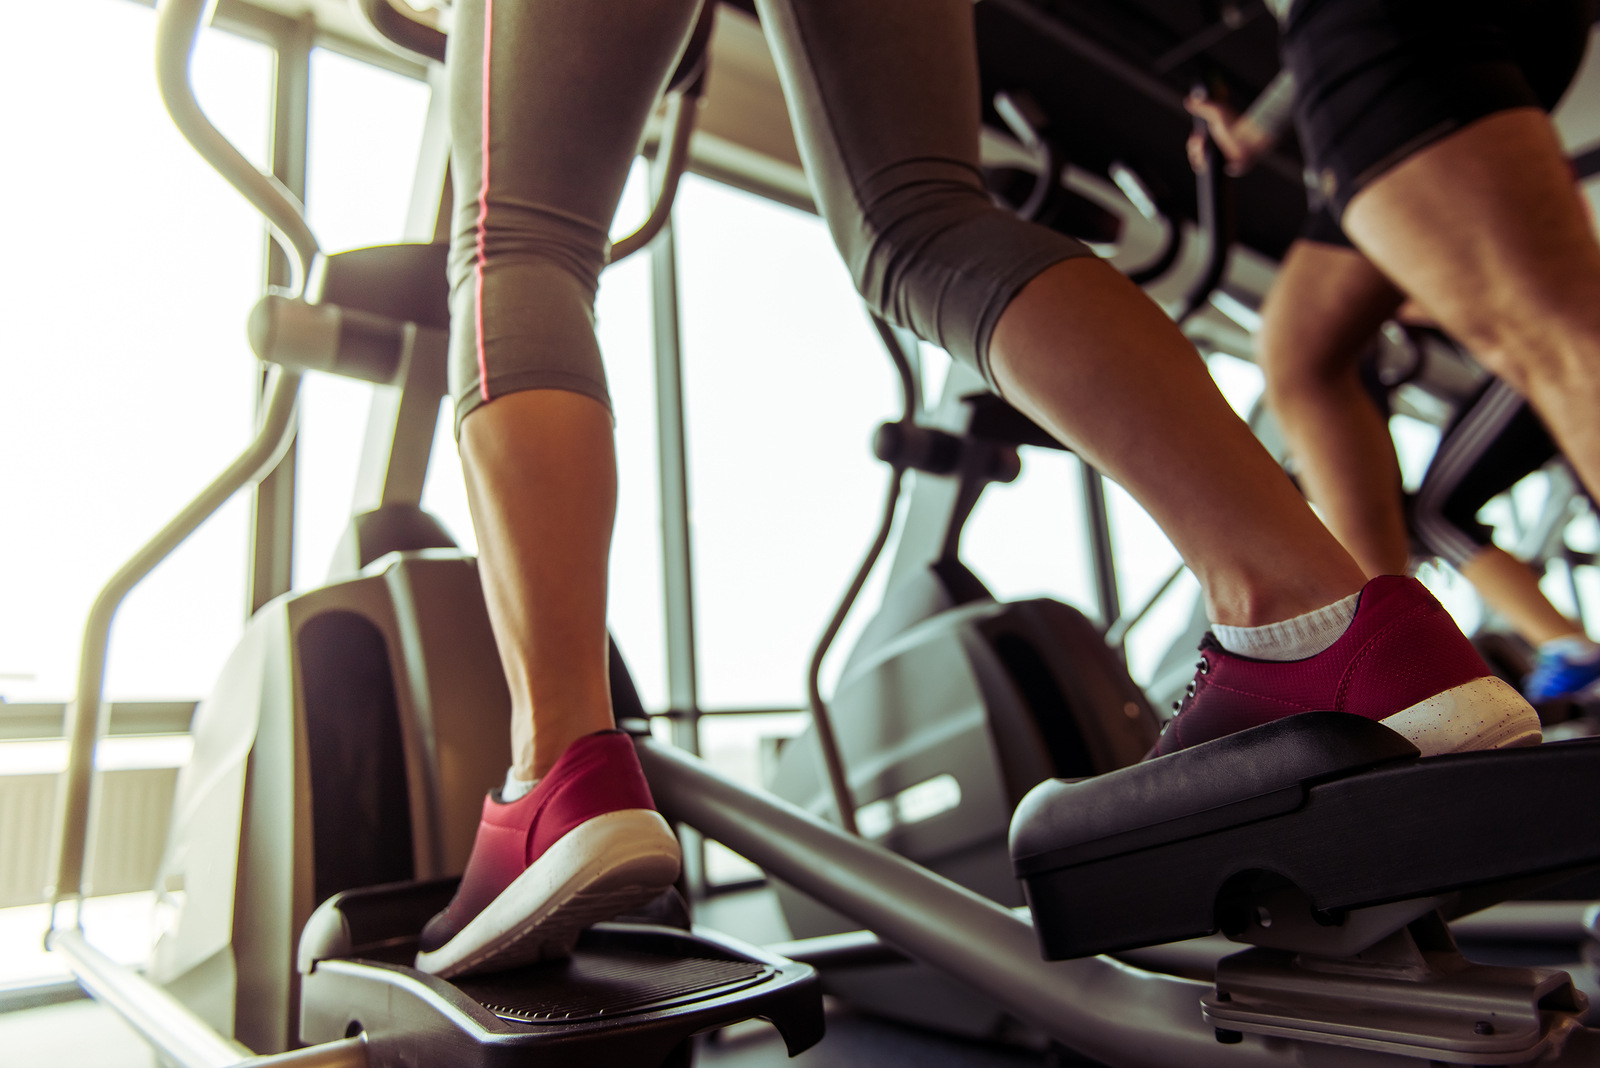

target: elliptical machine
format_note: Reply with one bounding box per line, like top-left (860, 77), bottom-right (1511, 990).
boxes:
top-left (46, 3), bottom-right (1600, 1066)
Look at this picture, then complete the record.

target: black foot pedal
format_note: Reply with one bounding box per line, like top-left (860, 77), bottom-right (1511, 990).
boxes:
top-left (299, 879), bottom-right (823, 1067)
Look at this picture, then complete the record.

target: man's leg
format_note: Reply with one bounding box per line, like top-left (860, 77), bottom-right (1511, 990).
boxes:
top-left (1461, 546), bottom-right (1582, 646)
top-left (1343, 108), bottom-right (1600, 501)
top-left (1256, 240), bottom-right (1409, 577)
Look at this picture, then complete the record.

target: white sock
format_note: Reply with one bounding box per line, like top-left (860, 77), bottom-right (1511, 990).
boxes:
top-left (500, 767), bottom-right (539, 803)
top-left (1540, 635), bottom-right (1600, 662)
top-left (1212, 592), bottom-right (1360, 662)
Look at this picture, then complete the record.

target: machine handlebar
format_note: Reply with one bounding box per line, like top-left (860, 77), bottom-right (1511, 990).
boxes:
top-left (156, 0), bottom-right (319, 296)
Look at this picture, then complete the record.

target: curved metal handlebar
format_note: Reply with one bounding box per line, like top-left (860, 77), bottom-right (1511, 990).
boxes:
top-left (610, 75), bottom-right (705, 263)
top-left (51, 367), bottom-right (302, 912)
top-left (156, 0), bottom-right (320, 295)
top-left (1115, 160), bottom-right (1184, 287)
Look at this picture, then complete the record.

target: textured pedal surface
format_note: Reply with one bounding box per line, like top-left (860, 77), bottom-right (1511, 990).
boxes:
top-left (455, 947), bottom-right (770, 1022)
top-left (300, 911), bottom-right (827, 1066)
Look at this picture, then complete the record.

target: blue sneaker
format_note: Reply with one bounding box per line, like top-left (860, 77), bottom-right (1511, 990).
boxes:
top-left (1524, 637), bottom-right (1600, 704)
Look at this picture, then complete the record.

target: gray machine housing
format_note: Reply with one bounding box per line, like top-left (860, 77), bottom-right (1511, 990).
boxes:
top-left (146, 548), bottom-right (512, 1053)
top-left (769, 364), bottom-right (1161, 1039)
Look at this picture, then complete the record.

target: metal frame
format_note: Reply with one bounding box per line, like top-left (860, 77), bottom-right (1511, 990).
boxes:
top-left (250, 9), bottom-right (312, 614)
top-left (648, 187), bottom-right (711, 899)
top-left (638, 736), bottom-right (1600, 1068)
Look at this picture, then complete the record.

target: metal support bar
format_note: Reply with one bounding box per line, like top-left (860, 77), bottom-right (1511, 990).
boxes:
top-left (404, 63), bottom-right (453, 245)
top-left (650, 208), bottom-right (700, 742)
top-left (639, 738), bottom-right (1600, 1066)
top-left (50, 369), bottom-right (301, 909)
top-left (636, 737), bottom-right (1296, 1067)
top-left (612, 84), bottom-right (703, 263)
top-left (649, 196), bottom-right (706, 898)
top-left (1080, 463), bottom-right (1121, 632)
top-left (49, 927), bottom-right (368, 1068)
top-left (655, 707), bottom-right (805, 718)
top-left (51, 927), bottom-right (249, 1067)
top-left (349, 326), bottom-right (449, 514)
top-left (249, 11), bottom-right (314, 615)
top-left (1106, 561), bottom-right (1187, 651)
top-left (1152, 4), bottom-right (1262, 73)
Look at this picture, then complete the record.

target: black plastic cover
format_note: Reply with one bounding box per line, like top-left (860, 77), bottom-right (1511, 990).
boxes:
top-left (1011, 711), bottom-right (1418, 876)
top-left (318, 243), bottom-right (450, 331)
top-left (298, 879), bottom-right (824, 1066)
top-left (1018, 734), bottom-right (1600, 960)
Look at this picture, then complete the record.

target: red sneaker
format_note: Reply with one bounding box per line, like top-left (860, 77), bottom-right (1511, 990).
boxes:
top-left (415, 729), bottom-right (680, 978)
top-left (1153, 576), bottom-right (1542, 759)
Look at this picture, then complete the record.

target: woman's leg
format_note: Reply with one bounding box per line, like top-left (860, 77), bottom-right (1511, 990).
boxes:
top-left (1256, 241), bottom-right (1408, 578)
top-left (461, 392), bottom-right (617, 780)
top-left (756, 0), bottom-right (1366, 628)
top-left (448, 0), bottom-right (701, 781)
top-left (414, 0), bottom-right (698, 977)
top-left (1411, 378), bottom-right (1586, 651)
top-left (759, 0), bottom-right (1536, 757)
top-left (987, 261), bottom-right (1366, 625)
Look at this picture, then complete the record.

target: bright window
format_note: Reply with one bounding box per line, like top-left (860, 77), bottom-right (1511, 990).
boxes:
top-left (0, 0), bottom-right (272, 987)
top-left (291, 48), bottom-right (432, 590)
top-left (0, 0), bottom-right (271, 703)
top-left (673, 175), bottom-right (900, 710)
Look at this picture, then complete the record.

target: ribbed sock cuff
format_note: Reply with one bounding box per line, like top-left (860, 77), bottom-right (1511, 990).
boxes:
top-left (1212, 592), bottom-right (1360, 662)
top-left (500, 767), bottom-right (539, 803)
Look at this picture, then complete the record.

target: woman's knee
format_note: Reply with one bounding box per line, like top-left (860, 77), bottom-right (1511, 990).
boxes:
top-left (447, 217), bottom-right (613, 431)
top-left (829, 177), bottom-right (1093, 374)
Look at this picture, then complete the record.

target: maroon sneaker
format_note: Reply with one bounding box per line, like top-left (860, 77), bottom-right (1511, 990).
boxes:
top-left (1154, 576), bottom-right (1542, 759)
top-left (414, 729), bottom-right (680, 978)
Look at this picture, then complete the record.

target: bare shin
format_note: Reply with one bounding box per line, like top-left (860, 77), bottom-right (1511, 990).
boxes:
top-left (988, 257), bottom-right (1367, 627)
top-left (459, 390), bottom-right (618, 781)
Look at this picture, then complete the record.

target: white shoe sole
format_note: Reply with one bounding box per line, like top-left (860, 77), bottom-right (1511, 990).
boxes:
top-left (415, 808), bottom-right (681, 979)
top-left (1380, 675), bottom-right (1544, 757)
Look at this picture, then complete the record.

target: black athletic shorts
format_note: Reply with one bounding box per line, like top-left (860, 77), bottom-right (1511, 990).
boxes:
top-left (1282, 0), bottom-right (1592, 218)
top-left (1299, 203), bottom-right (1357, 250)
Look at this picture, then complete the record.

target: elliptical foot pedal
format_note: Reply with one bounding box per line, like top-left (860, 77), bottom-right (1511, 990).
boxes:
top-left (1010, 713), bottom-right (1600, 959)
top-left (299, 879), bottom-right (823, 1066)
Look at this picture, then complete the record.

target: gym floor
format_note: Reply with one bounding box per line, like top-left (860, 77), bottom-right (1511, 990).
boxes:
top-left (0, 886), bottom-right (1094, 1068)
top-left (0, 993), bottom-right (1080, 1068)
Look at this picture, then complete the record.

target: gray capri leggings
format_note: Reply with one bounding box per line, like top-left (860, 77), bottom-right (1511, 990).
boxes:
top-left (446, 0), bottom-right (1093, 430)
